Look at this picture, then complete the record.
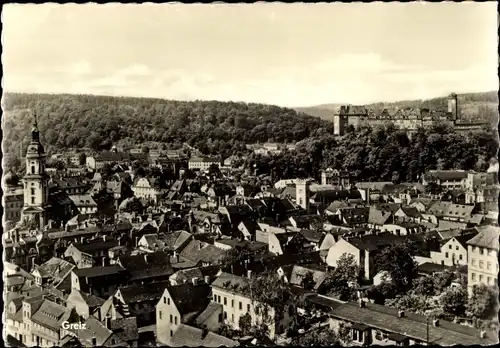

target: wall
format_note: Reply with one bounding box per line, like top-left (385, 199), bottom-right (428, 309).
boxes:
top-left (156, 290), bottom-right (182, 345)
top-left (467, 245), bottom-right (499, 295)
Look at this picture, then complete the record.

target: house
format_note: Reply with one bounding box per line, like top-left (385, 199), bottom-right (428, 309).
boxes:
top-left (4, 294), bottom-right (78, 347)
top-left (68, 194), bottom-right (98, 215)
top-left (132, 177), bottom-right (165, 203)
top-left (429, 229), bottom-right (478, 267)
top-left (66, 289), bottom-right (106, 320)
top-left (116, 251), bottom-right (175, 284)
top-left (326, 232), bottom-right (427, 280)
top-left (288, 215), bottom-right (323, 229)
top-left (320, 168), bottom-right (351, 187)
top-left (155, 281), bottom-right (212, 345)
top-left (188, 156), bottom-right (221, 171)
top-left (367, 206), bottom-right (392, 230)
top-left (281, 264), bottom-right (327, 290)
top-left (421, 170), bottom-right (469, 189)
top-left (31, 257), bottom-right (75, 293)
top-left (169, 323), bottom-right (239, 347)
top-left (113, 281), bottom-right (170, 327)
top-left (381, 221), bottom-right (422, 236)
top-left (237, 219), bottom-right (259, 240)
top-left (68, 315), bottom-right (130, 347)
top-left (394, 207), bottom-right (422, 223)
top-left (71, 265), bottom-right (129, 299)
top-left (64, 237), bottom-right (119, 268)
top-left (329, 300), bottom-right (497, 346)
top-left (179, 239), bottom-right (226, 266)
top-left (268, 231), bottom-right (309, 255)
top-left (334, 207), bottom-right (370, 227)
top-left (466, 225), bottom-right (499, 295)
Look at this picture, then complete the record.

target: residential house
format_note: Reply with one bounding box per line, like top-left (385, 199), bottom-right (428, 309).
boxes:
top-left (188, 156), bottom-right (221, 171)
top-left (113, 281), bottom-right (170, 327)
top-left (466, 225), bottom-right (499, 295)
top-left (320, 168), bottom-right (351, 187)
top-left (155, 282), bottom-right (212, 345)
top-left (394, 207), bottom-right (422, 223)
top-left (268, 231), bottom-right (309, 256)
top-left (421, 170), bottom-right (469, 189)
top-left (66, 289), bottom-right (106, 320)
top-left (70, 265), bottom-right (129, 299)
top-left (4, 294), bottom-right (78, 347)
top-left (430, 232), bottom-right (477, 267)
top-left (31, 257), bottom-right (75, 293)
top-left (179, 239), bottom-right (226, 267)
top-left (116, 252), bottom-right (175, 284)
top-left (68, 194), bottom-right (98, 215)
top-left (64, 237), bottom-right (119, 268)
top-left (132, 177), bottom-right (165, 204)
top-left (281, 264), bottom-right (327, 291)
top-left (210, 272), bottom-right (292, 339)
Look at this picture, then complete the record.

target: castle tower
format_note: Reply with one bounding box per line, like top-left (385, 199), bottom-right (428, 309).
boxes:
top-left (333, 106), bottom-right (349, 136)
top-left (22, 115), bottom-right (50, 229)
top-left (447, 93), bottom-right (458, 121)
top-left (295, 179), bottom-right (310, 211)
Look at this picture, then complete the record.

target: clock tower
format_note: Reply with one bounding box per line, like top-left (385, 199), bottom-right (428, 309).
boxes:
top-left (22, 115), bottom-right (50, 228)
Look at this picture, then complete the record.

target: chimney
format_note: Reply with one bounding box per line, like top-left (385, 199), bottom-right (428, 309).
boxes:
top-left (433, 319), bottom-right (439, 327)
top-left (247, 270), bottom-right (252, 279)
top-left (192, 277), bottom-right (199, 286)
top-left (398, 310), bottom-right (404, 318)
top-left (204, 275), bottom-right (210, 284)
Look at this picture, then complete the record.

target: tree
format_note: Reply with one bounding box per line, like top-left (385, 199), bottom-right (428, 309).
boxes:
top-left (238, 313), bottom-right (252, 336)
top-left (208, 163), bottom-right (221, 177)
top-left (141, 145), bottom-right (150, 154)
top-left (412, 276), bottom-right (436, 297)
top-left (321, 253), bottom-right (360, 301)
top-left (440, 287), bottom-right (467, 317)
top-left (385, 292), bottom-right (435, 315)
top-left (374, 242), bottom-right (418, 292)
top-left (301, 271), bottom-right (316, 291)
top-left (290, 328), bottom-right (342, 346)
top-left (467, 284), bottom-right (498, 320)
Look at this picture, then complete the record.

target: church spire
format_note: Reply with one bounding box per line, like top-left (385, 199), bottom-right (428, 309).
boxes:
top-left (31, 112), bottom-right (40, 142)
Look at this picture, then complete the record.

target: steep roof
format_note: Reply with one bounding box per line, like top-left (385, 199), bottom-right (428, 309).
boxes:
top-left (73, 265), bottom-right (127, 278)
top-left (167, 283), bottom-right (212, 316)
top-left (118, 281), bottom-right (170, 303)
top-left (169, 324), bottom-right (239, 347)
top-left (467, 225), bottom-right (500, 250)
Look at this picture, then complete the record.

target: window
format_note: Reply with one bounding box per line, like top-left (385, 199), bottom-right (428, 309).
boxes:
top-left (239, 302), bottom-right (243, 310)
top-left (247, 304), bottom-right (251, 312)
top-left (479, 274), bottom-right (483, 282)
top-left (31, 166), bottom-right (35, 174)
top-left (31, 197), bottom-right (35, 204)
top-left (232, 314), bottom-right (234, 322)
top-left (445, 252), bottom-right (449, 258)
top-left (455, 246), bottom-right (459, 250)
top-left (163, 298), bottom-right (166, 304)
top-left (31, 188), bottom-right (35, 195)
top-left (487, 262), bottom-right (492, 270)
top-left (459, 254), bottom-right (463, 260)
top-left (224, 311), bottom-right (227, 320)
top-left (213, 295), bottom-right (217, 302)
top-left (170, 330), bottom-right (173, 337)
top-left (472, 258), bottom-right (476, 266)
top-left (224, 297), bottom-right (227, 306)
top-left (218, 295), bottom-right (221, 303)
top-left (218, 313), bottom-right (223, 323)
top-left (472, 273), bottom-right (476, 281)
top-left (480, 248), bottom-right (484, 255)
top-left (479, 261), bottom-right (484, 269)
top-left (174, 316), bottom-right (177, 325)
top-left (170, 314), bottom-right (173, 323)
top-left (487, 277), bottom-right (491, 285)
top-left (449, 245), bottom-right (452, 249)
top-left (231, 299), bottom-right (234, 308)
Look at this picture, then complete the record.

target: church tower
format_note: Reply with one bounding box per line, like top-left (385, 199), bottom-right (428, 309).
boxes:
top-left (22, 115), bottom-right (50, 229)
top-left (295, 179), bottom-right (310, 211)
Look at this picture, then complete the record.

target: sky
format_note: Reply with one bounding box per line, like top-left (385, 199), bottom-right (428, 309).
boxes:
top-left (2, 3), bottom-right (498, 107)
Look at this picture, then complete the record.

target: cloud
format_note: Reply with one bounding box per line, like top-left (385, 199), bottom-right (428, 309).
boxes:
top-left (3, 54), bottom-right (498, 107)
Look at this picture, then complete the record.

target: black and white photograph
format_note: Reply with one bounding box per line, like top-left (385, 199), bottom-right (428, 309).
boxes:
top-left (1, 2), bottom-right (499, 347)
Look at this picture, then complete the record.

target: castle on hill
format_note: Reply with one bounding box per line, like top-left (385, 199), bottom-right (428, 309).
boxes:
top-left (333, 93), bottom-right (490, 136)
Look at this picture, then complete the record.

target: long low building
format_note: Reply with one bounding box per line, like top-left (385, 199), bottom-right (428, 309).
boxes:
top-left (328, 300), bottom-right (497, 346)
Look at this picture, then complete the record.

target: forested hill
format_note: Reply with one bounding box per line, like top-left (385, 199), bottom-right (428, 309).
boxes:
top-left (2, 93), bottom-right (334, 159)
top-left (296, 91), bottom-right (499, 124)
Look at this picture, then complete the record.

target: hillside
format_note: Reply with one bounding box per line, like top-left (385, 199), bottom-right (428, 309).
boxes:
top-left (295, 91), bottom-right (499, 124)
top-left (2, 93), bottom-right (334, 166)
